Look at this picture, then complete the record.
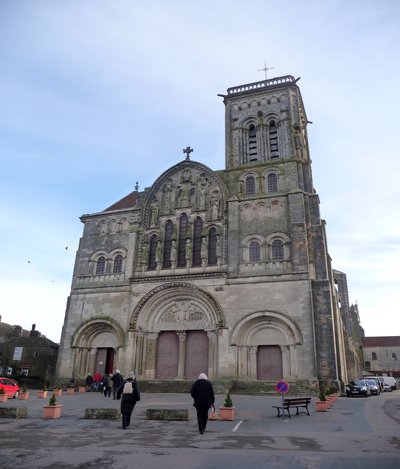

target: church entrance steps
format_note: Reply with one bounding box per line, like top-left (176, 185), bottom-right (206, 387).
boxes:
top-left (138, 379), bottom-right (318, 396)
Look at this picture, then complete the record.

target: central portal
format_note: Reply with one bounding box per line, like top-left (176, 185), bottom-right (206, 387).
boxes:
top-left (155, 330), bottom-right (208, 379)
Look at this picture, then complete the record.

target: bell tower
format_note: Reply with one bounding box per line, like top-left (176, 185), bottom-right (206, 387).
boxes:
top-left (219, 75), bottom-right (313, 194)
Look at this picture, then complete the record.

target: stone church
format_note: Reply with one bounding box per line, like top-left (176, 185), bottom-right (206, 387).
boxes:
top-left (56, 75), bottom-right (362, 392)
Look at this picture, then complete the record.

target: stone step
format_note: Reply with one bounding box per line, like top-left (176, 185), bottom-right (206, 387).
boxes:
top-left (138, 379), bottom-right (318, 396)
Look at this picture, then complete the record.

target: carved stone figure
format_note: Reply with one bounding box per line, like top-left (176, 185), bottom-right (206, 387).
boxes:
top-left (163, 179), bottom-right (175, 212)
top-left (155, 241), bottom-right (163, 264)
top-left (198, 184), bottom-right (207, 210)
top-left (170, 240), bottom-right (177, 263)
top-left (210, 193), bottom-right (220, 219)
top-left (201, 237), bottom-right (208, 261)
top-left (150, 199), bottom-right (159, 226)
top-left (142, 242), bottom-right (149, 265)
top-left (185, 239), bottom-right (192, 267)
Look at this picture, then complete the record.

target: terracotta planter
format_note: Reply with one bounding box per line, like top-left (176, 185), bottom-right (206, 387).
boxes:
top-left (37, 390), bottom-right (48, 399)
top-left (43, 404), bottom-right (63, 419)
top-left (0, 394), bottom-right (8, 403)
top-left (315, 400), bottom-right (328, 412)
top-left (54, 389), bottom-right (63, 397)
top-left (78, 386), bottom-right (86, 393)
top-left (219, 407), bottom-right (235, 421)
top-left (66, 388), bottom-right (75, 395)
top-left (18, 392), bottom-right (30, 400)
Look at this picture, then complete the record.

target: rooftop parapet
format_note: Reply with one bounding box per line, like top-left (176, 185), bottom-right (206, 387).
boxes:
top-left (220, 75), bottom-right (299, 98)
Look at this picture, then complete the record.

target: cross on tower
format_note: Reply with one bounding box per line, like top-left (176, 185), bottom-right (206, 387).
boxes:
top-left (258, 60), bottom-right (274, 80)
top-left (183, 146), bottom-right (193, 160)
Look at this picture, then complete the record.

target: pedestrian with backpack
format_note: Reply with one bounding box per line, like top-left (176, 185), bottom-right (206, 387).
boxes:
top-left (116, 371), bottom-right (140, 429)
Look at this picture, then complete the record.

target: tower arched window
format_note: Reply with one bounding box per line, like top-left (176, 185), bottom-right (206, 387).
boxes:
top-left (271, 239), bottom-right (284, 260)
top-left (249, 241), bottom-right (261, 262)
top-left (163, 220), bottom-right (174, 268)
top-left (245, 176), bottom-right (256, 195)
top-left (113, 254), bottom-right (123, 273)
top-left (208, 227), bottom-right (217, 265)
top-left (392, 353), bottom-right (397, 360)
top-left (192, 217), bottom-right (203, 267)
top-left (148, 235), bottom-right (158, 270)
top-left (96, 256), bottom-right (106, 275)
top-left (178, 213), bottom-right (188, 267)
top-left (267, 173), bottom-right (278, 193)
top-left (269, 120), bottom-right (279, 158)
top-left (372, 352), bottom-right (377, 360)
top-left (248, 124), bottom-right (258, 161)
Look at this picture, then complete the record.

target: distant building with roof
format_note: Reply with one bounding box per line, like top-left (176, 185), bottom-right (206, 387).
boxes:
top-left (362, 336), bottom-right (400, 379)
top-left (0, 321), bottom-right (59, 384)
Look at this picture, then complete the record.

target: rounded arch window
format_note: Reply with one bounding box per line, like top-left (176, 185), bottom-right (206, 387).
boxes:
top-left (148, 234), bottom-right (158, 270)
top-left (245, 175), bottom-right (256, 195)
top-left (96, 256), bottom-right (106, 274)
top-left (267, 173), bottom-right (278, 193)
top-left (371, 352), bottom-right (377, 360)
top-left (248, 124), bottom-right (258, 161)
top-left (113, 254), bottom-right (123, 273)
top-left (249, 241), bottom-right (261, 262)
top-left (271, 239), bottom-right (284, 260)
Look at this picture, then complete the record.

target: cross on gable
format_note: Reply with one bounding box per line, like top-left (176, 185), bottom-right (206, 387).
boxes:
top-left (183, 146), bottom-right (193, 160)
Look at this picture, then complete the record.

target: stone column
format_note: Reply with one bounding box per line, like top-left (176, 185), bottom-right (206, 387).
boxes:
top-left (177, 332), bottom-right (187, 379)
top-left (207, 331), bottom-right (218, 379)
top-left (144, 333), bottom-right (158, 379)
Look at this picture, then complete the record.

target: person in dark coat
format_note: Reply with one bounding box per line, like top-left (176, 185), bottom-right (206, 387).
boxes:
top-left (111, 369), bottom-right (123, 400)
top-left (190, 372), bottom-right (215, 434)
top-left (117, 371), bottom-right (140, 429)
top-left (85, 373), bottom-right (94, 391)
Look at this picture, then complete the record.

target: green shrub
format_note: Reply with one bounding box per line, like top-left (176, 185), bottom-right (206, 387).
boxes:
top-left (224, 391), bottom-right (233, 407)
top-left (49, 393), bottom-right (57, 406)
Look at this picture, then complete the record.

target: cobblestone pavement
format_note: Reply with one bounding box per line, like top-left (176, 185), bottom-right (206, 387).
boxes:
top-left (0, 390), bottom-right (399, 468)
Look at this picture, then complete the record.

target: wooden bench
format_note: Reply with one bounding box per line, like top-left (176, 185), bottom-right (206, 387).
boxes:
top-left (272, 397), bottom-right (311, 418)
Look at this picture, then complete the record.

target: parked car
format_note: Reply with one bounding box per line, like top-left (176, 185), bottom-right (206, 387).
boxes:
top-left (364, 379), bottom-right (381, 396)
top-left (382, 382), bottom-right (393, 392)
top-left (381, 376), bottom-right (397, 391)
top-left (0, 377), bottom-right (20, 398)
top-left (345, 380), bottom-right (371, 397)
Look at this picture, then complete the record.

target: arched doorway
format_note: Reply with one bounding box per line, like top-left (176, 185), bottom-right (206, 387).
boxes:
top-left (71, 318), bottom-right (125, 379)
top-left (231, 311), bottom-right (302, 380)
top-left (131, 282), bottom-right (224, 380)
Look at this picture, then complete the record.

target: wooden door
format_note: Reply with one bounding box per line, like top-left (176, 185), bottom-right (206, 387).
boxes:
top-left (155, 331), bottom-right (179, 379)
top-left (257, 345), bottom-right (283, 380)
top-left (185, 331), bottom-right (208, 380)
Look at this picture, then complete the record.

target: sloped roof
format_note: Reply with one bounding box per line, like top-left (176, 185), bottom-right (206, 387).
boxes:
top-left (363, 336), bottom-right (400, 347)
top-left (2, 335), bottom-right (59, 348)
top-left (104, 190), bottom-right (139, 211)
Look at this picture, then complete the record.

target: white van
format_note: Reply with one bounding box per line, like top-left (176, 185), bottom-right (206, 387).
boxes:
top-left (382, 376), bottom-right (397, 391)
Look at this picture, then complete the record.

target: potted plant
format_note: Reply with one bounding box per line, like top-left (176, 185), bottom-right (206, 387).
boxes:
top-left (37, 385), bottom-right (48, 399)
top-left (66, 386), bottom-right (75, 395)
top-left (315, 388), bottom-right (328, 412)
top-left (54, 387), bottom-right (63, 397)
top-left (18, 385), bottom-right (30, 400)
top-left (0, 387), bottom-right (8, 403)
top-left (42, 393), bottom-right (63, 419)
top-left (219, 391), bottom-right (235, 421)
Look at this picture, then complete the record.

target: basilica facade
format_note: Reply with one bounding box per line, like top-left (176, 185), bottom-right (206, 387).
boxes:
top-left (56, 75), bottom-right (361, 390)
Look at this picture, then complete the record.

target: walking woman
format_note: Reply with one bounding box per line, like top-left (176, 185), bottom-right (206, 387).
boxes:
top-left (117, 371), bottom-right (140, 429)
top-left (190, 372), bottom-right (215, 434)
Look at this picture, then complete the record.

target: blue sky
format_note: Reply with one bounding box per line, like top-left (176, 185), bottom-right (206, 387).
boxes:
top-left (0, 0), bottom-right (399, 343)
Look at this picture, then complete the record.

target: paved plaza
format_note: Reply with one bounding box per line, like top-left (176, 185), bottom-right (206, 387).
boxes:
top-left (0, 390), bottom-right (399, 468)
